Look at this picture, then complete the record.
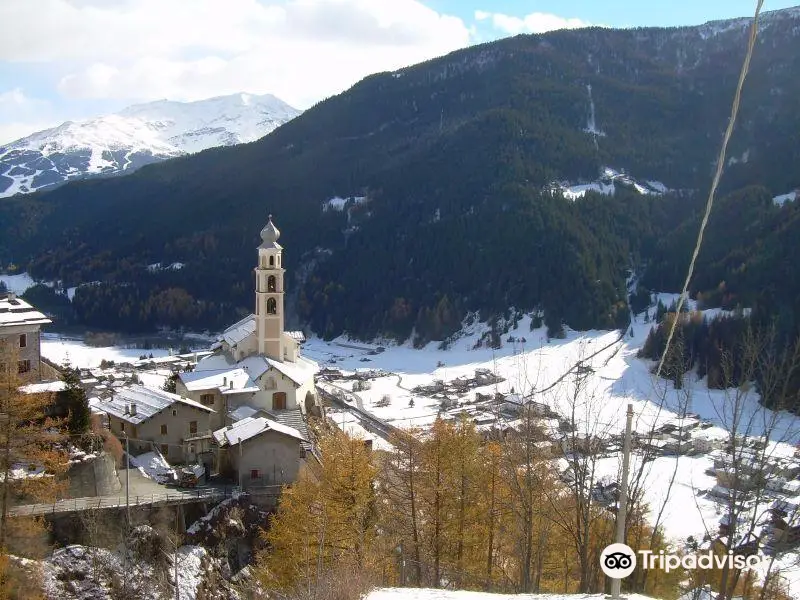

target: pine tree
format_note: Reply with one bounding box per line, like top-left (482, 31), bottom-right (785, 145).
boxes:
top-left (59, 364), bottom-right (90, 436)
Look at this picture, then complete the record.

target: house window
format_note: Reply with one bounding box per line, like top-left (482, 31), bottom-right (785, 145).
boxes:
top-left (273, 392), bottom-right (287, 410)
top-left (18, 334), bottom-right (27, 348)
top-left (189, 421), bottom-right (197, 435)
top-left (268, 275), bottom-right (276, 292)
top-left (17, 360), bottom-right (31, 374)
top-left (200, 393), bottom-right (214, 406)
top-left (172, 409), bottom-right (177, 416)
top-left (161, 424), bottom-right (168, 435)
top-left (250, 469), bottom-right (261, 480)
top-left (119, 421), bottom-right (125, 433)
top-left (160, 444), bottom-right (169, 456)
top-left (267, 298), bottom-right (277, 314)
top-left (265, 377), bottom-right (276, 390)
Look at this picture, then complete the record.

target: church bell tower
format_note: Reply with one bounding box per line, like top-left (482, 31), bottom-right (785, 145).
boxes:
top-left (255, 215), bottom-right (284, 361)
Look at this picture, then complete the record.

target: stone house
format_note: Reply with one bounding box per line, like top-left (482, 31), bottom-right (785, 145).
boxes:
top-left (97, 384), bottom-right (215, 465)
top-left (0, 292), bottom-right (52, 382)
top-left (212, 416), bottom-right (309, 488)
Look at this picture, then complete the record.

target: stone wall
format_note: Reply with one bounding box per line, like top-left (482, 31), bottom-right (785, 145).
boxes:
top-left (66, 452), bottom-right (122, 498)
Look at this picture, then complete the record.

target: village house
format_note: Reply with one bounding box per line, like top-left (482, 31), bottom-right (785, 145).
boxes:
top-left (498, 393), bottom-right (555, 419)
top-left (0, 292), bottom-right (52, 382)
top-left (176, 367), bottom-right (260, 430)
top-left (212, 416), bottom-right (311, 488)
top-left (97, 384), bottom-right (215, 466)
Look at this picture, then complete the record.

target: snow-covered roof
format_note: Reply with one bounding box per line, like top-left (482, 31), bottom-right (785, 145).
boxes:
top-left (195, 348), bottom-right (316, 387)
top-left (20, 380), bottom-right (67, 394)
top-left (194, 352), bottom-right (235, 372)
top-left (179, 367), bottom-right (259, 395)
top-left (228, 405), bottom-right (263, 422)
top-left (96, 384), bottom-right (214, 424)
top-left (0, 294), bottom-right (52, 328)
top-left (285, 330), bottom-right (305, 343)
top-left (220, 314), bottom-right (255, 347)
top-left (265, 355), bottom-right (318, 386)
top-left (238, 355), bottom-right (271, 380)
top-left (213, 416), bottom-right (306, 447)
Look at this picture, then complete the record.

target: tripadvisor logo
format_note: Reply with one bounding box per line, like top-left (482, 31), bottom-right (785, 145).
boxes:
top-left (601, 543), bottom-right (762, 578)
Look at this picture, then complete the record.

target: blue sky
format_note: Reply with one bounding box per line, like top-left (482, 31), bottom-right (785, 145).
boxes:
top-left (429, 0), bottom-right (795, 29)
top-left (0, 0), bottom-right (794, 143)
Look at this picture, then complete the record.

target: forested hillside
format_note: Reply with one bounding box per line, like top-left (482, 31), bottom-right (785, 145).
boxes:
top-left (1, 9), bottom-right (799, 342)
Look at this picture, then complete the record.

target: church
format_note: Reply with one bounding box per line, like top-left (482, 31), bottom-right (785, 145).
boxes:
top-left (177, 216), bottom-right (320, 432)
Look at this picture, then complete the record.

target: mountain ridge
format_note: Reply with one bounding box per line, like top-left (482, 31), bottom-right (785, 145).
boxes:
top-left (0, 92), bottom-right (300, 197)
top-left (0, 8), bottom-right (799, 344)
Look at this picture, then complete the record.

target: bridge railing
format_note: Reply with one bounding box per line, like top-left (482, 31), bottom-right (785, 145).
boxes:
top-left (8, 487), bottom-right (229, 517)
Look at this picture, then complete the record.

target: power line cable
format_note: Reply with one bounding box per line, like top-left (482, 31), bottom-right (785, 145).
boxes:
top-left (655, 0), bottom-right (765, 381)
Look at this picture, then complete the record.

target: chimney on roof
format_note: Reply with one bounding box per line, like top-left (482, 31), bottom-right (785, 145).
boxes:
top-left (223, 376), bottom-right (227, 386)
top-left (130, 403), bottom-right (137, 416)
top-left (230, 381), bottom-right (234, 390)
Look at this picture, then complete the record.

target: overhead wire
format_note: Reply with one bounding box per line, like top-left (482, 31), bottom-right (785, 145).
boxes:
top-left (654, 0), bottom-right (765, 381)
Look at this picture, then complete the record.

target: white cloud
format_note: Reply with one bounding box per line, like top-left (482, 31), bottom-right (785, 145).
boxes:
top-left (1, 0), bottom-right (472, 110)
top-left (0, 88), bottom-right (57, 144)
top-left (474, 9), bottom-right (592, 35)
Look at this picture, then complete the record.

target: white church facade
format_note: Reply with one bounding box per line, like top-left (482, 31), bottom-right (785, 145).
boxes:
top-left (177, 216), bottom-right (320, 432)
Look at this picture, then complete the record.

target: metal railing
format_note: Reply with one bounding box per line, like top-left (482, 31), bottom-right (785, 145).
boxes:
top-left (8, 487), bottom-right (228, 517)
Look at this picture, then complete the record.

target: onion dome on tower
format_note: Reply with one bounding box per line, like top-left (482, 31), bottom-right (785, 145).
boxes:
top-left (259, 215), bottom-right (281, 248)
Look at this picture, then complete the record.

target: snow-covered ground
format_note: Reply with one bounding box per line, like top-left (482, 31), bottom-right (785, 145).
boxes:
top-left (33, 290), bottom-right (800, 595)
top-left (366, 590), bottom-right (657, 600)
top-left (129, 450), bottom-right (176, 484)
top-left (41, 335), bottom-right (173, 369)
top-left (303, 300), bottom-right (800, 595)
top-left (550, 166), bottom-right (671, 200)
top-left (305, 303), bottom-right (800, 444)
top-left (0, 272), bottom-right (41, 295)
top-left (774, 190), bottom-right (797, 206)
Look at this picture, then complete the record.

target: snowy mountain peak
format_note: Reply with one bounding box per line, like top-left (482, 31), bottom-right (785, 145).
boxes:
top-left (0, 93), bottom-right (301, 198)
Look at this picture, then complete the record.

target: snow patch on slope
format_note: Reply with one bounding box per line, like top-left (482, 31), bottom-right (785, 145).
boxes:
top-left (550, 166), bottom-right (670, 200)
top-left (773, 190), bottom-right (797, 206)
top-left (323, 195), bottom-right (367, 212)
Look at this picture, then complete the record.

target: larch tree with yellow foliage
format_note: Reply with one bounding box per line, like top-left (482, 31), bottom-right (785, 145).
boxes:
top-left (257, 426), bottom-right (378, 597)
top-left (0, 341), bottom-right (68, 598)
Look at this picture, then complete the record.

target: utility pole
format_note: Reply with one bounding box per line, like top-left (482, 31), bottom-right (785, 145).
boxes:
top-left (610, 404), bottom-right (634, 599)
top-left (122, 429), bottom-right (130, 598)
top-left (175, 508), bottom-right (180, 600)
top-left (238, 440), bottom-right (243, 492)
top-left (124, 432), bottom-right (130, 524)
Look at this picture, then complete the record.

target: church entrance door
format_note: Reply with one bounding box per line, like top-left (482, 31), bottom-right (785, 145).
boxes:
top-left (273, 392), bottom-right (287, 410)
